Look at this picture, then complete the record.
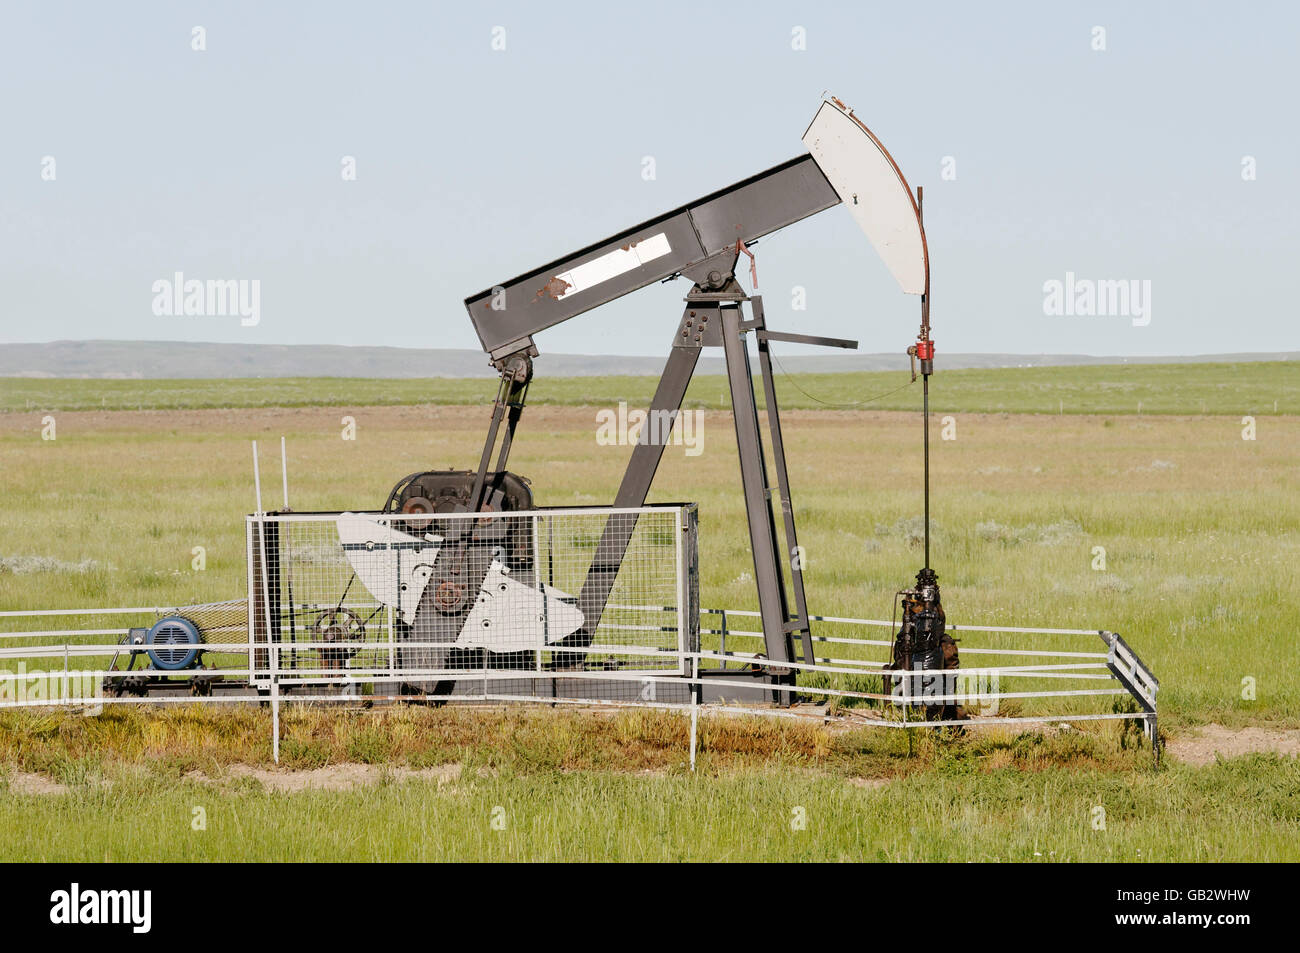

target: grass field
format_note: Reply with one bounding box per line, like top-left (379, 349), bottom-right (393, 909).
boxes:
top-left (2, 708), bottom-right (1296, 862)
top-left (1, 362), bottom-right (1297, 861)
top-left (2, 360), bottom-right (1296, 416)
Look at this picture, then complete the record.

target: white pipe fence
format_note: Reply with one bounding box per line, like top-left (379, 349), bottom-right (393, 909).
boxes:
top-left (0, 505), bottom-right (1159, 766)
top-left (0, 608), bottom-right (1160, 763)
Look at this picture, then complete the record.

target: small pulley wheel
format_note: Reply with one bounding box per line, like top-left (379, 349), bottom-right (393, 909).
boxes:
top-left (311, 607), bottom-right (366, 669)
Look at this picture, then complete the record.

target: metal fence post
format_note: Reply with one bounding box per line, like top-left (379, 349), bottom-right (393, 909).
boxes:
top-left (271, 640), bottom-right (281, 765)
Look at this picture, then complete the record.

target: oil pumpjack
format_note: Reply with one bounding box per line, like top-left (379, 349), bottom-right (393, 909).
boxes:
top-left (374, 95), bottom-right (960, 706)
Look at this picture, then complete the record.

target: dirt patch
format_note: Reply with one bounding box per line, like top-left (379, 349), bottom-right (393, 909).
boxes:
top-left (4, 772), bottom-right (69, 795)
top-left (846, 776), bottom-right (890, 789)
top-left (1166, 724), bottom-right (1300, 766)
top-left (188, 762), bottom-right (462, 792)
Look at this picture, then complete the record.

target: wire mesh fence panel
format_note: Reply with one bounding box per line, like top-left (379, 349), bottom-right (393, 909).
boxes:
top-left (247, 514), bottom-right (389, 689)
top-left (249, 505), bottom-right (697, 702)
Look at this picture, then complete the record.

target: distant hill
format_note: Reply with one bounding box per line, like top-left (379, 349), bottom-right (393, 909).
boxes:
top-left (0, 340), bottom-right (1294, 379)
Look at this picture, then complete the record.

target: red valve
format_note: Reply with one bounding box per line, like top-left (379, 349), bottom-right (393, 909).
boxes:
top-left (915, 340), bottom-right (934, 361)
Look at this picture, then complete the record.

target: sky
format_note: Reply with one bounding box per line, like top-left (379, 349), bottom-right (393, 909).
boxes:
top-left (1, 1), bottom-right (1296, 359)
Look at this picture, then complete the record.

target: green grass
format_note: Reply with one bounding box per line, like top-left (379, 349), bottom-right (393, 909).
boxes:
top-left (1, 707), bottom-right (1295, 861)
top-left (1, 360), bottom-right (1296, 415)
top-left (1, 363), bottom-right (1297, 861)
top-left (5, 386), bottom-right (1296, 723)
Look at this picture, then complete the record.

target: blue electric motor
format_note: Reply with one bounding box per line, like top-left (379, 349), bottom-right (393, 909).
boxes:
top-left (145, 616), bottom-right (202, 671)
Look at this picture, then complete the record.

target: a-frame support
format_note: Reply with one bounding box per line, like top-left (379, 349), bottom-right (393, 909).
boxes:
top-left (558, 281), bottom-right (850, 698)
